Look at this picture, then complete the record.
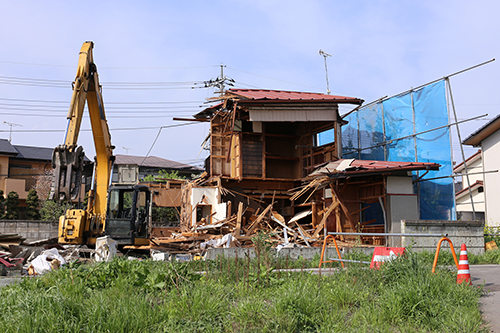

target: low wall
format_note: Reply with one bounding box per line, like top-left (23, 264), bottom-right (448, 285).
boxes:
top-left (204, 246), bottom-right (374, 261)
top-left (0, 220), bottom-right (58, 243)
top-left (401, 219), bottom-right (484, 255)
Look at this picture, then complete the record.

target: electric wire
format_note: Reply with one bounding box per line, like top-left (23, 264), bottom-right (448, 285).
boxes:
top-left (0, 59), bottom-right (219, 70)
top-left (139, 122), bottom-right (204, 165)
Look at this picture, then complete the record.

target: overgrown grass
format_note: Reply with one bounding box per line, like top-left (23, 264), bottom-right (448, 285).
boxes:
top-left (0, 248), bottom-right (487, 333)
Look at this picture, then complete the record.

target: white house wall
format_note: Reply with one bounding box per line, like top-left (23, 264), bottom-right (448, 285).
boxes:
top-left (456, 188), bottom-right (485, 213)
top-left (482, 129), bottom-right (500, 226)
top-left (190, 187), bottom-right (227, 226)
top-left (458, 158), bottom-right (483, 186)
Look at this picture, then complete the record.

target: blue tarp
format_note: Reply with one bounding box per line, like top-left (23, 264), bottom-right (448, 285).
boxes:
top-left (338, 80), bottom-right (455, 220)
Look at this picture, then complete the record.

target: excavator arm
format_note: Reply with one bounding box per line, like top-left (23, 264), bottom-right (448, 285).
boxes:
top-left (52, 42), bottom-right (114, 243)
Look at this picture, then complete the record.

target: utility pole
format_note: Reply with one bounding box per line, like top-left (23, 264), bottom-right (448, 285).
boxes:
top-left (319, 49), bottom-right (332, 95)
top-left (3, 121), bottom-right (22, 143)
top-left (122, 147), bottom-right (132, 155)
top-left (201, 63), bottom-right (235, 96)
top-left (218, 63), bottom-right (225, 96)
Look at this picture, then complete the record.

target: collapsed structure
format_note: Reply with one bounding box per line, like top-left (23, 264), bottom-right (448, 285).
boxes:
top-left (150, 89), bottom-right (442, 253)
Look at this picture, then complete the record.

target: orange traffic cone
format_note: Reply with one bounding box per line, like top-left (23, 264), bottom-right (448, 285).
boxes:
top-left (457, 243), bottom-right (471, 285)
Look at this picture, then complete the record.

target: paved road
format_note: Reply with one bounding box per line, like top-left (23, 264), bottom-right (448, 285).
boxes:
top-left (471, 265), bottom-right (500, 332)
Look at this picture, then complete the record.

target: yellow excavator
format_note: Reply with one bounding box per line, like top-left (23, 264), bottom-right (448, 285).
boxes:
top-left (51, 41), bottom-right (150, 246)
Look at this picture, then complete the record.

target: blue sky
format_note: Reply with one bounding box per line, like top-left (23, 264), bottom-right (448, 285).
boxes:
top-left (0, 1), bottom-right (498, 167)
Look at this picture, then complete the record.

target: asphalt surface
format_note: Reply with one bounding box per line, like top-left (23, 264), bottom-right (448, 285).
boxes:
top-left (471, 265), bottom-right (500, 332)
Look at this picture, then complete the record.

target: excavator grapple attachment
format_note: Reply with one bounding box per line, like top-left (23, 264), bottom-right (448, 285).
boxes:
top-left (50, 145), bottom-right (85, 202)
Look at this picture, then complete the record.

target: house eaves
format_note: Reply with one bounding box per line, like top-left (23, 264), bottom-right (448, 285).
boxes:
top-left (193, 89), bottom-right (364, 119)
top-left (226, 89), bottom-right (364, 105)
top-left (463, 114), bottom-right (500, 146)
top-left (453, 149), bottom-right (481, 173)
top-left (0, 139), bottom-right (19, 156)
top-left (455, 180), bottom-right (483, 200)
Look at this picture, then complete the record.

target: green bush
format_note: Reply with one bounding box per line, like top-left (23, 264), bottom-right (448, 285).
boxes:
top-left (4, 191), bottom-right (19, 220)
top-left (26, 189), bottom-right (40, 220)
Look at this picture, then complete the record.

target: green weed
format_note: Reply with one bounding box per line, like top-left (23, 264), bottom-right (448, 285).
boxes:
top-left (0, 250), bottom-right (487, 333)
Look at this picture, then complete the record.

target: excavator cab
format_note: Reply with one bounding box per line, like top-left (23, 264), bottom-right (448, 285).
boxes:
top-left (105, 184), bottom-right (151, 244)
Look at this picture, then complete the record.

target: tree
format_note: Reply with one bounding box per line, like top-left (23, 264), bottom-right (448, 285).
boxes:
top-left (142, 169), bottom-right (185, 182)
top-left (32, 169), bottom-right (53, 201)
top-left (40, 201), bottom-right (73, 221)
top-left (0, 190), bottom-right (5, 218)
top-left (5, 191), bottom-right (19, 220)
top-left (26, 189), bottom-right (40, 220)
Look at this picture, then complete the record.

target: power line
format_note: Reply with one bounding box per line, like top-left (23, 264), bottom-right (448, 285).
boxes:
top-left (0, 104), bottom-right (201, 111)
top-left (0, 75), bottom-right (211, 90)
top-left (0, 122), bottom-right (202, 133)
top-left (0, 60), bottom-right (219, 70)
top-left (0, 97), bottom-right (205, 104)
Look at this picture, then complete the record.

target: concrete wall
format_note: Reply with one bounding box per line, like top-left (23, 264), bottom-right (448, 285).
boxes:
top-left (386, 176), bottom-right (419, 246)
top-left (204, 246), bottom-right (374, 261)
top-left (0, 220), bottom-right (58, 243)
top-left (401, 219), bottom-right (484, 255)
top-left (482, 130), bottom-right (500, 226)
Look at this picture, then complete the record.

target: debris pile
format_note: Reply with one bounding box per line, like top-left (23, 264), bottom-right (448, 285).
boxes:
top-left (150, 172), bottom-right (387, 255)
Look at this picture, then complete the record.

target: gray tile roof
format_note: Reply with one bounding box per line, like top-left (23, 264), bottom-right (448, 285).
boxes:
top-left (0, 139), bottom-right (19, 155)
top-left (114, 154), bottom-right (201, 170)
top-left (13, 145), bottom-right (53, 161)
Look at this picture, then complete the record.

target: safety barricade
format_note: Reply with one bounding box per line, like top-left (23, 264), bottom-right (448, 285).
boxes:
top-left (431, 237), bottom-right (459, 273)
top-left (319, 232), bottom-right (449, 270)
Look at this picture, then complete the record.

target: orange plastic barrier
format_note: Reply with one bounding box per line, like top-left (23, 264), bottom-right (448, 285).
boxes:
top-left (319, 235), bottom-right (344, 269)
top-left (432, 237), bottom-right (459, 273)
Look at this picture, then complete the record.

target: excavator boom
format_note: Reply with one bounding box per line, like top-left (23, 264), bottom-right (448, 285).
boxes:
top-left (54, 42), bottom-right (150, 246)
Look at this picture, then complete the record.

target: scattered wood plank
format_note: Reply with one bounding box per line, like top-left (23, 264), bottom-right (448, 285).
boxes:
top-left (246, 204), bottom-right (273, 235)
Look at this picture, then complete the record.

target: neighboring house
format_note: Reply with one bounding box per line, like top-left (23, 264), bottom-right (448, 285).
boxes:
top-left (111, 154), bottom-right (202, 184)
top-left (0, 139), bottom-right (93, 218)
top-left (453, 150), bottom-right (485, 221)
top-left (0, 139), bottom-right (53, 203)
top-left (463, 114), bottom-right (500, 226)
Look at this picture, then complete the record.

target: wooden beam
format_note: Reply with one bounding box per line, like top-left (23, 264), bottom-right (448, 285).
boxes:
top-left (330, 184), bottom-right (356, 230)
top-left (233, 202), bottom-right (243, 237)
top-left (335, 205), bottom-right (344, 241)
top-left (172, 117), bottom-right (209, 122)
top-left (312, 201), bottom-right (340, 238)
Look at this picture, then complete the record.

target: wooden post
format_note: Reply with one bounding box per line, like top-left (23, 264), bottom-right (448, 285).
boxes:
top-left (233, 202), bottom-right (243, 237)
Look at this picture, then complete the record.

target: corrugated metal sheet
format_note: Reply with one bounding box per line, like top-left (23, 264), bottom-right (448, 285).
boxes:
top-left (228, 89), bottom-right (363, 104)
top-left (309, 159), bottom-right (440, 178)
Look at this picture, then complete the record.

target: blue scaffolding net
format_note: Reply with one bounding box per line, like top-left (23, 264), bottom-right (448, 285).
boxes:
top-left (340, 80), bottom-right (455, 220)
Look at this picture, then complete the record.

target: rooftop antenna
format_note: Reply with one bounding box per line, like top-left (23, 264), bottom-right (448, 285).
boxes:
top-left (3, 121), bottom-right (22, 143)
top-left (122, 147), bottom-right (132, 155)
top-left (319, 49), bottom-right (332, 95)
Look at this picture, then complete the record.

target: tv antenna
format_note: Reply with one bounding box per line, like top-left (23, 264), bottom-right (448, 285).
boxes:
top-left (3, 121), bottom-right (22, 143)
top-left (123, 147), bottom-right (132, 155)
top-left (319, 49), bottom-right (332, 95)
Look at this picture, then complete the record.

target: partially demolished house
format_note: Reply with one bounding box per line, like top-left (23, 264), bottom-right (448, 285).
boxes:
top-left (151, 89), bottom-right (443, 252)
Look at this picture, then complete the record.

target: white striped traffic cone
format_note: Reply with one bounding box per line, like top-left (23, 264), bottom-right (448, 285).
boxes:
top-left (457, 243), bottom-right (471, 285)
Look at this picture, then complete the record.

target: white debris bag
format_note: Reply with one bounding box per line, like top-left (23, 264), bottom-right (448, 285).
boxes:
top-left (30, 248), bottom-right (67, 275)
top-left (93, 236), bottom-right (118, 262)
